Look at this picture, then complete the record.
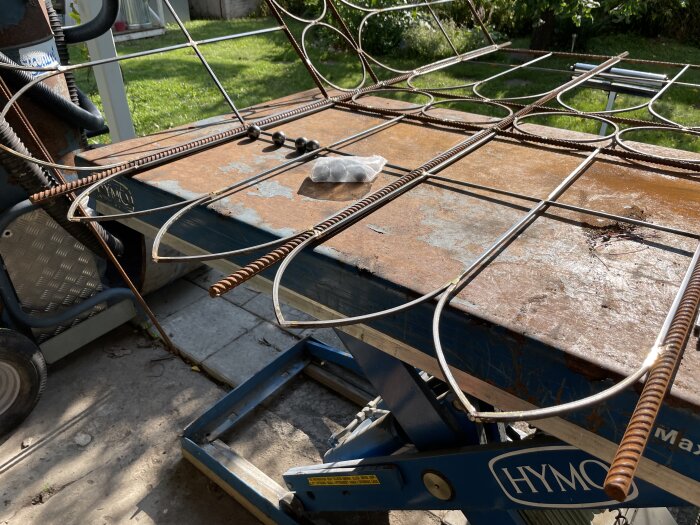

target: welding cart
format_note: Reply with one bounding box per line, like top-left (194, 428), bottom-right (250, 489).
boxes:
top-left (0, 0), bottom-right (195, 438)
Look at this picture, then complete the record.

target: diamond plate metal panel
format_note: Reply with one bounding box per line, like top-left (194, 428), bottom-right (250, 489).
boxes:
top-left (0, 208), bottom-right (105, 341)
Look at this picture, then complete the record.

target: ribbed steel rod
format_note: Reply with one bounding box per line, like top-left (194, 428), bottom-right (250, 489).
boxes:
top-left (507, 47), bottom-right (700, 69)
top-left (336, 100), bottom-right (700, 173)
top-left (604, 243), bottom-right (700, 501)
top-left (32, 98), bottom-right (335, 204)
top-left (30, 42), bottom-right (506, 204)
top-left (210, 53), bottom-right (627, 297)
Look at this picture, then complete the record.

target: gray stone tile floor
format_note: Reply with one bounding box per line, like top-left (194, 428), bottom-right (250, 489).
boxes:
top-left (144, 268), bottom-right (464, 525)
top-left (148, 267), bottom-right (344, 388)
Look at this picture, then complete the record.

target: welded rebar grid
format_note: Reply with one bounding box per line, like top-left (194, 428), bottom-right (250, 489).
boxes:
top-left (2, 0), bottom-right (700, 504)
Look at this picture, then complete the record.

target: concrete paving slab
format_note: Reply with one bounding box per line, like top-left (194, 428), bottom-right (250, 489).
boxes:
top-left (0, 326), bottom-right (257, 525)
top-left (187, 268), bottom-right (259, 307)
top-left (161, 296), bottom-right (262, 363)
top-left (242, 294), bottom-right (313, 332)
top-left (146, 279), bottom-right (208, 320)
top-left (202, 321), bottom-right (299, 386)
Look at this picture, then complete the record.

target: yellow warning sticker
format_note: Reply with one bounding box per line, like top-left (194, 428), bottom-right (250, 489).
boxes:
top-left (308, 474), bottom-right (381, 486)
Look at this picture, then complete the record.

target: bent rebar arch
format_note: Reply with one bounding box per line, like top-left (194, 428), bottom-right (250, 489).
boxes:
top-left (3, 0), bottom-right (700, 502)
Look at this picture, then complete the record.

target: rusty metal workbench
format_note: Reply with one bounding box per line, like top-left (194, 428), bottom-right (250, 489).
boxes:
top-left (79, 91), bottom-right (700, 504)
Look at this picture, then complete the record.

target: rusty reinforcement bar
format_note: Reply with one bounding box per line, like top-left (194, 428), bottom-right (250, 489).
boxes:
top-left (336, 100), bottom-right (700, 174)
top-left (29, 41), bottom-right (508, 205)
top-left (604, 244), bottom-right (700, 501)
top-left (209, 53), bottom-right (627, 297)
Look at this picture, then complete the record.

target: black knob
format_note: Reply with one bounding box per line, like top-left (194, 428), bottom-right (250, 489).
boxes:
top-left (295, 137), bottom-right (308, 152)
top-left (306, 139), bottom-right (320, 152)
top-left (246, 125), bottom-right (261, 140)
top-left (272, 131), bottom-right (286, 147)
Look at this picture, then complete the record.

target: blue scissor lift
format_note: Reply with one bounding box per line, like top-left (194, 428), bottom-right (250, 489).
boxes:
top-left (182, 335), bottom-right (686, 525)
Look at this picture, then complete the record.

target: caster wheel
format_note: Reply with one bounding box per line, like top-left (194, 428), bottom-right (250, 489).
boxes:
top-left (0, 329), bottom-right (46, 439)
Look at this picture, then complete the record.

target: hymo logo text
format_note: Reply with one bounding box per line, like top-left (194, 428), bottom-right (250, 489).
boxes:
top-left (489, 446), bottom-right (638, 508)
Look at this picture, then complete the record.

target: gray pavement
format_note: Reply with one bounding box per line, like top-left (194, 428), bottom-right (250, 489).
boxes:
top-left (164, 267), bottom-right (345, 385)
top-left (0, 325), bottom-right (254, 525)
top-left (0, 269), bottom-right (451, 525)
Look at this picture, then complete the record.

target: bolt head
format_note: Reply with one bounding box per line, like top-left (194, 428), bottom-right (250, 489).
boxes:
top-left (422, 471), bottom-right (453, 501)
top-left (295, 137), bottom-right (308, 151)
top-left (272, 130), bottom-right (286, 146)
top-left (246, 125), bottom-right (261, 140)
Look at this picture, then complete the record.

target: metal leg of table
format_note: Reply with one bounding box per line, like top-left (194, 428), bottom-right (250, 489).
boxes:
top-left (335, 331), bottom-right (472, 451)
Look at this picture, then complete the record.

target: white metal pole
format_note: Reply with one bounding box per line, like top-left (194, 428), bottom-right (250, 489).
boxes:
top-left (79, 0), bottom-right (136, 142)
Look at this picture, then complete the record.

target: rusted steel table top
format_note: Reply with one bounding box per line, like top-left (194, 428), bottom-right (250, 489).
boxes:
top-left (80, 91), bottom-right (700, 409)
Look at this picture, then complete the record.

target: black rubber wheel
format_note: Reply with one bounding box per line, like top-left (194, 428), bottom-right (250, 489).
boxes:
top-left (0, 329), bottom-right (47, 439)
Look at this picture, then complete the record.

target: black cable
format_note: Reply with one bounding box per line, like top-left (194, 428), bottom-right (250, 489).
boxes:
top-left (62, 0), bottom-right (120, 44)
top-left (0, 52), bottom-right (105, 131)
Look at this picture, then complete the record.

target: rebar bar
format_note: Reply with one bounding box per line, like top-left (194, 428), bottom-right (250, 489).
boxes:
top-left (210, 53), bottom-right (626, 297)
top-left (604, 244), bottom-right (700, 501)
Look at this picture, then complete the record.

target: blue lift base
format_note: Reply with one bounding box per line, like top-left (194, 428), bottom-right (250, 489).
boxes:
top-left (182, 337), bottom-right (689, 525)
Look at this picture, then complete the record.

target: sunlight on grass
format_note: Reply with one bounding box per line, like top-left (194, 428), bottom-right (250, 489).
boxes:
top-left (71, 19), bottom-right (699, 153)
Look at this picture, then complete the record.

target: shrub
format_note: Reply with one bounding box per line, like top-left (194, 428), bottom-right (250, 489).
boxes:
top-left (403, 19), bottom-right (504, 59)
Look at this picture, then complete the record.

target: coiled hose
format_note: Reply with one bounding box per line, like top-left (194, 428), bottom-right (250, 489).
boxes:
top-left (0, 116), bottom-right (123, 256)
top-left (45, 0), bottom-right (91, 146)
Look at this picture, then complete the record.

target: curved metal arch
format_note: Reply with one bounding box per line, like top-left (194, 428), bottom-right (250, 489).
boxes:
top-left (556, 66), bottom-right (656, 115)
top-left (557, 89), bottom-right (651, 116)
top-left (300, 22), bottom-right (368, 92)
top-left (421, 98), bottom-right (512, 125)
top-left (513, 111), bottom-right (619, 144)
top-left (149, 154), bottom-right (327, 261)
top-left (334, 0), bottom-right (412, 13)
top-left (405, 42), bottom-right (509, 91)
top-left (471, 53), bottom-right (559, 102)
top-left (356, 0), bottom-right (459, 75)
top-left (351, 88), bottom-right (434, 113)
top-left (432, 280), bottom-right (658, 422)
top-left (615, 125), bottom-right (700, 164)
top-left (152, 192), bottom-right (299, 263)
top-left (271, 223), bottom-right (450, 328)
top-left (430, 149), bottom-right (632, 423)
top-left (65, 139), bottom-right (317, 224)
top-left (149, 114), bottom-right (408, 261)
top-left (269, 131), bottom-right (501, 329)
top-left (406, 72), bottom-right (478, 92)
top-left (433, 241), bottom-right (700, 422)
top-left (648, 64), bottom-right (697, 129)
top-left (268, 0), bottom-right (327, 23)
top-left (0, 69), bottom-right (128, 172)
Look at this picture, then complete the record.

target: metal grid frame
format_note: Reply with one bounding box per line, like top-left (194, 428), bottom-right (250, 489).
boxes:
top-left (4, 0), bottom-right (700, 502)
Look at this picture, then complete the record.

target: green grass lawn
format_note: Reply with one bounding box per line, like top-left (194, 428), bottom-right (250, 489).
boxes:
top-left (71, 19), bottom-right (700, 152)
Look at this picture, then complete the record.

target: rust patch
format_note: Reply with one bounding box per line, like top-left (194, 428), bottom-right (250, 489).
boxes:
top-left (81, 91), bottom-right (700, 408)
